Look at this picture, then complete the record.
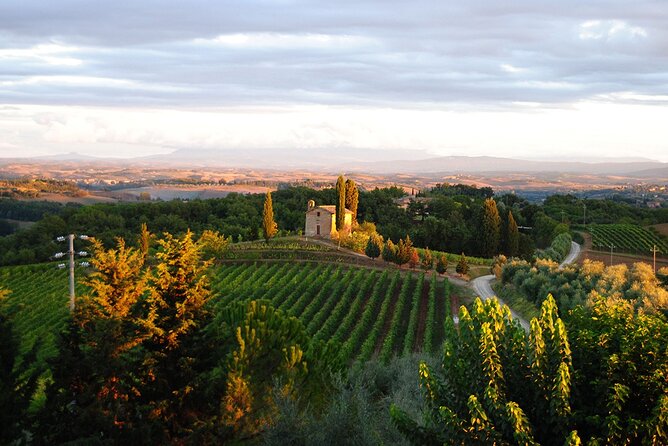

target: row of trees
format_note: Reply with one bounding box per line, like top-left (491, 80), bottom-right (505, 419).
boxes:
top-left (363, 234), bottom-right (471, 275)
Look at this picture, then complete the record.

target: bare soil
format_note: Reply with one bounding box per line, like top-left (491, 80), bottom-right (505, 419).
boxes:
top-left (651, 223), bottom-right (668, 237)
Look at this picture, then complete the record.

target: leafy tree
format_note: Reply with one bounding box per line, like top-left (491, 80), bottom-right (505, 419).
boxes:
top-left (198, 229), bottom-right (231, 262)
top-left (436, 255), bottom-right (448, 275)
top-left (345, 179), bottom-right (359, 223)
top-left (456, 253), bottom-right (470, 276)
top-left (567, 297), bottom-right (668, 444)
top-left (391, 296), bottom-right (579, 445)
top-left (365, 233), bottom-right (382, 260)
top-left (480, 198), bottom-right (501, 257)
top-left (262, 191), bottom-right (278, 241)
top-left (336, 175), bottom-right (346, 231)
top-left (506, 210), bottom-right (519, 257)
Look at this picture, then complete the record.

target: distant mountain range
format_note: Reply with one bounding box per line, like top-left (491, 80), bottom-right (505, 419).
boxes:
top-left (2, 149), bottom-right (667, 177)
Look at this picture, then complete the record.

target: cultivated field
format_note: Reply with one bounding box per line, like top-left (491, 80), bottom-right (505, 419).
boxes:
top-left (589, 224), bottom-right (668, 256)
top-left (0, 261), bottom-right (454, 371)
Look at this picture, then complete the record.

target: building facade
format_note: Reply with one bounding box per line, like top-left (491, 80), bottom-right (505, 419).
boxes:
top-left (304, 200), bottom-right (352, 238)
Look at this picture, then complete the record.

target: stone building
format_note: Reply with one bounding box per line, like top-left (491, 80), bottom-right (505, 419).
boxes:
top-left (304, 200), bottom-right (352, 238)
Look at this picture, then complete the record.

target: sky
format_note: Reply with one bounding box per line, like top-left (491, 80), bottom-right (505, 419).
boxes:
top-left (1, 0), bottom-right (668, 162)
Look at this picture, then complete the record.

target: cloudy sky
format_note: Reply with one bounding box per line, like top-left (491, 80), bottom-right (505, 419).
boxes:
top-left (1, 0), bottom-right (668, 161)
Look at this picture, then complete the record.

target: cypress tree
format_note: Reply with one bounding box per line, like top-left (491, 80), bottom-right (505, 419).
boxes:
top-left (365, 234), bottom-right (382, 259)
top-left (456, 253), bottom-right (469, 275)
top-left (435, 255), bottom-right (448, 275)
top-left (262, 191), bottom-right (278, 241)
top-left (481, 198), bottom-right (501, 257)
top-left (507, 210), bottom-right (519, 257)
top-left (336, 175), bottom-right (346, 230)
top-left (345, 178), bottom-right (359, 223)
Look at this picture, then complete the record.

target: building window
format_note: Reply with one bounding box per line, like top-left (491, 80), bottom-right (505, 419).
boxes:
top-left (316, 225), bottom-right (320, 235)
top-left (317, 212), bottom-right (320, 217)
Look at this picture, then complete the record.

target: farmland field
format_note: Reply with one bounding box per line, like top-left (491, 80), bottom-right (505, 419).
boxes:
top-left (589, 224), bottom-right (668, 256)
top-left (0, 261), bottom-right (453, 370)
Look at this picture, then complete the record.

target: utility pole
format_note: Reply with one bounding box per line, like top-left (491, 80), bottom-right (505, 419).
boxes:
top-left (55, 234), bottom-right (90, 312)
top-left (650, 245), bottom-right (659, 274)
top-left (68, 234), bottom-right (75, 312)
top-left (609, 244), bottom-right (615, 266)
top-left (583, 203), bottom-right (586, 228)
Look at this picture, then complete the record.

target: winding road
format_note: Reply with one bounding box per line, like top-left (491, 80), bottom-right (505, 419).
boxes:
top-left (468, 241), bottom-right (581, 332)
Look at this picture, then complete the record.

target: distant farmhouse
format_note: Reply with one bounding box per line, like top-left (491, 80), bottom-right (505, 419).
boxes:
top-left (305, 200), bottom-right (352, 238)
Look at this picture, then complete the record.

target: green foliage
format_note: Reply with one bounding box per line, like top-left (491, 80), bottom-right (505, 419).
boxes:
top-left (382, 239), bottom-right (398, 263)
top-left (537, 232), bottom-right (572, 263)
top-left (506, 210), bottom-right (519, 257)
top-left (365, 233), bottom-right (382, 259)
top-left (589, 223), bottom-right (668, 255)
top-left (392, 296), bottom-right (577, 446)
top-left (38, 230), bottom-right (212, 443)
top-left (345, 178), bottom-right (359, 223)
top-left (263, 191), bottom-right (278, 241)
top-left (420, 248), bottom-right (433, 270)
top-left (456, 252), bottom-right (469, 275)
top-left (197, 229), bottom-right (231, 261)
top-left (480, 198), bottom-right (501, 257)
top-left (567, 297), bottom-right (668, 444)
top-left (395, 235), bottom-right (414, 267)
top-left (501, 257), bottom-right (668, 315)
top-left (435, 255), bottom-right (448, 275)
top-left (0, 289), bottom-right (40, 444)
top-left (336, 175), bottom-right (346, 231)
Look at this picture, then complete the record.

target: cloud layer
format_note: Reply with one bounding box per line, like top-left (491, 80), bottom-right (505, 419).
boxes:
top-left (1, 1), bottom-right (667, 160)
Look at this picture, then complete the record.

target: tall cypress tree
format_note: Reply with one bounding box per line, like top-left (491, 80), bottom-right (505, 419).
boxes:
top-left (336, 175), bottom-right (346, 231)
top-left (345, 178), bottom-right (359, 223)
top-left (480, 198), bottom-right (501, 257)
top-left (262, 191), bottom-right (278, 241)
top-left (507, 210), bottom-right (519, 257)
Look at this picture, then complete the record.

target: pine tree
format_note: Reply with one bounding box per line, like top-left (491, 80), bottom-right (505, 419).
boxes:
top-left (263, 191), bottom-right (278, 241)
top-left (345, 178), bottom-right (359, 223)
top-left (481, 198), bottom-right (501, 257)
top-left (507, 210), bottom-right (519, 257)
top-left (336, 175), bottom-right (346, 230)
top-left (456, 252), bottom-right (469, 276)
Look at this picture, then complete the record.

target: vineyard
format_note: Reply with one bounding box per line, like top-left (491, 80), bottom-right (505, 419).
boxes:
top-left (1, 261), bottom-right (454, 370)
top-left (589, 224), bottom-right (668, 256)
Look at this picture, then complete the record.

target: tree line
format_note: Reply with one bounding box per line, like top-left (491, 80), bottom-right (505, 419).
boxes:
top-left (2, 183), bottom-right (667, 267)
